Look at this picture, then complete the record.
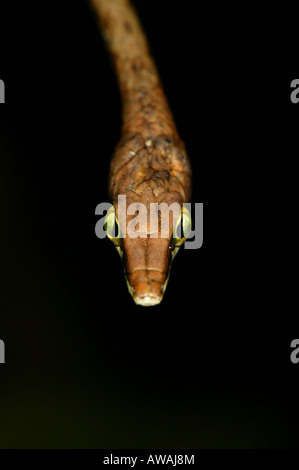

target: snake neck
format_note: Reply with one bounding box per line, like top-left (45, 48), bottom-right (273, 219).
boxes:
top-left (90, 0), bottom-right (179, 142)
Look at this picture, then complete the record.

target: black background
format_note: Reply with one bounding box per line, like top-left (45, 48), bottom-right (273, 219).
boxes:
top-left (0, 0), bottom-right (298, 448)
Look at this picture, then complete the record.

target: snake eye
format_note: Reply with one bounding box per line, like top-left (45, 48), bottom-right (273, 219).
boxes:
top-left (104, 206), bottom-right (123, 247)
top-left (171, 206), bottom-right (192, 247)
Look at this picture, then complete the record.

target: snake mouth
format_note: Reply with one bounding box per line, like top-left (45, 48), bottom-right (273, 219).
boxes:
top-left (133, 294), bottom-right (162, 307)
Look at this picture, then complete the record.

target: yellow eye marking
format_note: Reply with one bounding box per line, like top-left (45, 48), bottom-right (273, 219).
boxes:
top-left (171, 206), bottom-right (192, 248)
top-left (104, 206), bottom-right (123, 253)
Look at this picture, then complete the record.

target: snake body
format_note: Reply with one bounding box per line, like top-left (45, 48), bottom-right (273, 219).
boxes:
top-left (91, 0), bottom-right (192, 306)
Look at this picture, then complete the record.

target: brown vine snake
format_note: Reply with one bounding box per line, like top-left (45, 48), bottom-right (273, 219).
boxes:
top-left (90, 0), bottom-right (192, 306)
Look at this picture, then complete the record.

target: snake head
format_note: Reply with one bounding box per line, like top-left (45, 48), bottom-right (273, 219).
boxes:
top-left (104, 202), bottom-right (191, 306)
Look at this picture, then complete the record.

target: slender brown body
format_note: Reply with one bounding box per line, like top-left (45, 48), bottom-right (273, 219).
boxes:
top-left (90, 0), bottom-right (192, 305)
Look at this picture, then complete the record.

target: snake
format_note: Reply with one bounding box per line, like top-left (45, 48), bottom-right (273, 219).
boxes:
top-left (90, 0), bottom-right (192, 306)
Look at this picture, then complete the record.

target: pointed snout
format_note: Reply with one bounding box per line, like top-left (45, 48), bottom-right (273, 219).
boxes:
top-left (127, 269), bottom-right (168, 306)
top-left (123, 236), bottom-right (171, 306)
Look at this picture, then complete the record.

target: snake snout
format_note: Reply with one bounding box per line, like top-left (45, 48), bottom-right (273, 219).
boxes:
top-left (134, 295), bottom-right (161, 307)
top-left (126, 268), bottom-right (168, 307)
top-left (123, 237), bottom-right (171, 307)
